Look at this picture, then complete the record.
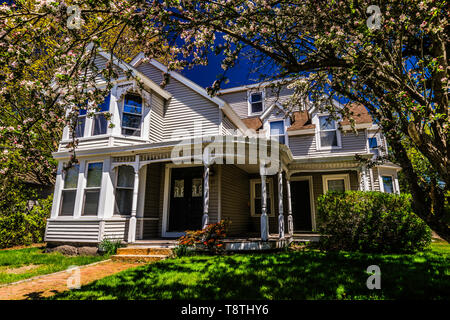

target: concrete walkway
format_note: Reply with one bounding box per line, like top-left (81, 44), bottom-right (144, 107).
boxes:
top-left (0, 260), bottom-right (142, 300)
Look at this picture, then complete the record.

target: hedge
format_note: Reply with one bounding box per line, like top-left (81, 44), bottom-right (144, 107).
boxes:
top-left (0, 195), bottom-right (52, 249)
top-left (316, 191), bottom-right (431, 253)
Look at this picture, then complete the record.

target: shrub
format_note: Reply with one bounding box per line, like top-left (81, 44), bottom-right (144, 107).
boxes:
top-left (98, 238), bottom-right (125, 255)
top-left (316, 191), bottom-right (431, 253)
top-left (0, 195), bottom-right (52, 249)
top-left (176, 219), bottom-right (230, 255)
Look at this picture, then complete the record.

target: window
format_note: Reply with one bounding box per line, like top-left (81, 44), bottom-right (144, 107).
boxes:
top-left (249, 92), bottom-right (263, 114)
top-left (368, 136), bottom-right (379, 157)
top-left (60, 165), bottom-right (79, 216)
top-left (92, 94), bottom-right (110, 136)
top-left (250, 179), bottom-right (275, 217)
top-left (115, 166), bottom-right (135, 215)
top-left (74, 108), bottom-right (87, 138)
top-left (382, 176), bottom-right (394, 193)
top-left (322, 174), bottom-right (350, 193)
top-left (318, 115), bottom-right (339, 148)
top-left (270, 121), bottom-right (286, 144)
top-left (122, 94), bottom-right (142, 136)
top-left (82, 162), bottom-right (103, 216)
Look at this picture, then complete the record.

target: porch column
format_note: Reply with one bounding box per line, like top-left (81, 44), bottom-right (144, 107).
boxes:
top-left (127, 166), bottom-right (140, 243)
top-left (202, 164), bottom-right (210, 229)
top-left (260, 169), bottom-right (269, 242)
top-left (277, 170), bottom-right (285, 239)
top-left (286, 176), bottom-right (294, 236)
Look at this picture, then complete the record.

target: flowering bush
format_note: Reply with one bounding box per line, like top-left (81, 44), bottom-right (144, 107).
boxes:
top-left (176, 220), bottom-right (230, 255)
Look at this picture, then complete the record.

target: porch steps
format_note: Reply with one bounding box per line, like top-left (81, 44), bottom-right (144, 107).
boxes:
top-left (111, 246), bottom-right (173, 263)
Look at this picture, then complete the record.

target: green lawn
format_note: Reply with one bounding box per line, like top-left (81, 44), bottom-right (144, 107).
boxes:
top-left (0, 246), bottom-right (107, 285)
top-left (51, 241), bottom-right (450, 300)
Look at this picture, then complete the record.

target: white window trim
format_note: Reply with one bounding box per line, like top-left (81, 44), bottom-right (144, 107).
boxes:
top-left (268, 118), bottom-right (289, 147)
top-left (367, 132), bottom-right (382, 157)
top-left (121, 93), bottom-right (144, 138)
top-left (314, 113), bottom-right (342, 150)
top-left (378, 168), bottom-right (399, 194)
top-left (250, 178), bottom-right (275, 217)
top-left (81, 161), bottom-right (104, 217)
top-left (247, 89), bottom-right (265, 116)
top-left (322, 174), bottom-right (350, 193)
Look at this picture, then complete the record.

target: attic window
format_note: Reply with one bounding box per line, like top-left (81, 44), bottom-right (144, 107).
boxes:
top-left (249, 92), bottom-right (263, 114)
top-left (319, 115), bottom-right (339, 148)
top-left (92, 94), bottom-right (110, 136)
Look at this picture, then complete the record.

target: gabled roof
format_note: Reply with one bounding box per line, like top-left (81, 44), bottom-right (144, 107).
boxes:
top-left (130, 52), bottom-right (249, 132)
top-left (93, 46), bottom-right (172, 100)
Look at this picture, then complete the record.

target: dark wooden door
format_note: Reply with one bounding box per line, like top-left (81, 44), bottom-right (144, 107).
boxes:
top-left (168, 167), bottom-right (203, 232)
top-left (291, 180), bottom-right (313, 231)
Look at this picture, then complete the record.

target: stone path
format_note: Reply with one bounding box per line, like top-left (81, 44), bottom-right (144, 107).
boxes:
top-left (0, 260), bottom-right (142, 300)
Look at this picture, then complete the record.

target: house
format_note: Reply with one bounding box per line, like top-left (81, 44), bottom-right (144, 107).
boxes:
top-left (44, 51), bottom-right (401, 246)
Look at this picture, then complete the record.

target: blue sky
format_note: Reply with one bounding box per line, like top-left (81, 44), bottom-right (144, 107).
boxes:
top-left (180, 52), bottom-right (261, 89)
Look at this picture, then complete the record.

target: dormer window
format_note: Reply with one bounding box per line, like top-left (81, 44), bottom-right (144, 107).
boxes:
top-left (318, 115), bottom-right (339, 148)
top-left (92, 94), bottom-right (110, 136)
top-left (368, 136), bottom-right (379, 157)
top-left (122, 94), bottom-right (142, 136)
top-left (249, 91), bottom-right (263, 114)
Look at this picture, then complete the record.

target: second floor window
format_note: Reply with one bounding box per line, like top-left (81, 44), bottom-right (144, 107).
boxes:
top-left (74, 108), bottom-right (87, 138)
top-left (122, 94), bottom-right (142, 136)
top-left (93, 94), bottom-right (110, 136)
top-left (368, 137), bottom-right (379, 157)
top-left (319, 115), bottom-right (338, 148)
top-left (270, 121), bottom-right (285, 144)
top-left (249, 92), bottom-right (263, 114)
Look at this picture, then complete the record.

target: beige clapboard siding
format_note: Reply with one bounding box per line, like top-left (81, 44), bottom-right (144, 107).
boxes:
top-left (289, 130), bottom-right (367, 157)
top-left (45, 220), bottom-right (100, 243)
top-left (220, 165), bottom-right (251, 235)
top-left (222, 113), bottom-right (237, 135)
top-left (144, 163), bottom-right (162, 219)
top-left (137, 63), bottom-right (220, 141)
top-left (149, 93), bottom-right (165, 142)
top-left (219, 90), bottom-right (249, 118)
top-left (103, 220), bottom-right (128, 241)
top-left (142, 219), bottom-right (159, 238)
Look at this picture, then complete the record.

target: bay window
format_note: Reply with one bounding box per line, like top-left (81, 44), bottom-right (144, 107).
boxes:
top-left (82, 162), bottom-right (103, 216)
top-left (92, 94), bottom-right (110, 136)
top-left (60, 164), bottom-right (79, 216)
top-left (122, 94), bottom-right (142, 136)
top-left (381, 175), bottom-right (394, 193)
top-left (322, 174), bottom-right (350, 193)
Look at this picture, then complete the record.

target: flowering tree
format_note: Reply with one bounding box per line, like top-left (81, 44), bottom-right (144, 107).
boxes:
top-left (0, 1), bottom-right (448, 240)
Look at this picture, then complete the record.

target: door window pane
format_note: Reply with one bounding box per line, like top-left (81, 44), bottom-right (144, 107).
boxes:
top-left (174, 180), bottom-right (184, 198)
top-left (327, 179), bottom-right (345, 192)
top-left (382, 176), bottom-right (394, 193)
top-left (86, 163), bottom-right (103, 187)
top-left (192, 178), bottom-right (202, 197)
top-left (83, 190), bottom-right (100, 216)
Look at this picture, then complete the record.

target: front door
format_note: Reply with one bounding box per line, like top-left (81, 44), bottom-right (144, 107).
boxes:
top-left (291, 179), bottom-right (313, 231)
top-left (168, 167), bottom-right (204, 232)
